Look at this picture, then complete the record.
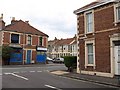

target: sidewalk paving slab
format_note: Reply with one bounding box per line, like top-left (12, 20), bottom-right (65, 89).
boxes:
top-left (51, 70), bottom-right (120, 87)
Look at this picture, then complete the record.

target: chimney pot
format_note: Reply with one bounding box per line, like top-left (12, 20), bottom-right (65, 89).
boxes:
top-left (12, 17), bottom-right (15, 21)
top-left (25, 21), bottom-right (29, 24)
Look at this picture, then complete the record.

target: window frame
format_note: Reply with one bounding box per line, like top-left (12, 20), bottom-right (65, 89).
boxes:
top-left (114, 3), bottom-right (120, 24)
top-left (27, 35), bottom-right (32, 45)
top-left (11, 33), bottom-right (20, 44)
top-left (84, 10), bottom-right (94, 34)
top-left (39, 36), bottom-right (43, 46)
top-left (85, 39), bottom-right (95, 68)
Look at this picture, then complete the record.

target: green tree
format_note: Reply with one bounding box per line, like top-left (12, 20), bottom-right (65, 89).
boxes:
top-left (2, 46), bottom-right (13, 65)
top-left (64, 56), bottom-right (77, 72)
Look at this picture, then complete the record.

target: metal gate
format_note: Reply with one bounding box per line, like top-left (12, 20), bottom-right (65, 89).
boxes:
top-left (36, 52), bottom-right (46, 63)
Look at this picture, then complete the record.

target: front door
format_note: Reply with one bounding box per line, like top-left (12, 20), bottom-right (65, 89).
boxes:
top-left (27, 50), bottom-right (31, 64)
top-left (114, 46), bottom-right (120, 75)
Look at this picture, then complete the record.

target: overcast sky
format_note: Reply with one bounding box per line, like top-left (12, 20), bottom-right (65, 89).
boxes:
top-left (1, 0), bottom-right (95, 40)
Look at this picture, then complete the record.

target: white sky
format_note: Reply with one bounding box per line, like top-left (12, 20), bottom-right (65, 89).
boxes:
top-left (1, 0), bottom-right (95, 40)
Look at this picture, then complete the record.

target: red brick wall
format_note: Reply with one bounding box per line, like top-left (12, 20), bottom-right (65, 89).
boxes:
top-left (94, 6), bottom-right (115, 32)
top-left (32, 51), bottom-right (36, 63)
top-left (78, 15), bottom-right (84, 35)
top-left (32, 36), bottom-right (38, 46)
top-left (3, 32), bottom-right (10, 44)
top-left (78, 4), bottom-right (120, 73)
top-left (43, 37), bottom-right (47, 47)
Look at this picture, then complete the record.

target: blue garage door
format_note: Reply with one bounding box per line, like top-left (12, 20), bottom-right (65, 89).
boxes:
top-left (10, 49), bottom-right (22, 63)
top-left (36, 52), bottom-right (46, 63)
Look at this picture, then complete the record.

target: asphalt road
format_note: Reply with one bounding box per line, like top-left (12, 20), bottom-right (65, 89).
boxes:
top-left (1, 63), bottom-right (118, 89)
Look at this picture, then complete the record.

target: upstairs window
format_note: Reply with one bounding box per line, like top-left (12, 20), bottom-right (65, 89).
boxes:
top-left (85, 12), bottom-right (93, 33)
top-left (27, 35), bottom-right (32, 45)
top-left (39, 37), bottom-right (43, 46)
top-left (11, 34), bottom-right (19, 44)
top-left (116, 6), bottom-right (120, 21)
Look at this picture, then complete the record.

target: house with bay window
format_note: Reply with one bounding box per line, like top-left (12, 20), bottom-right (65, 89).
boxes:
top-left (0, 15), bottom-right (48, 65)
top-left (48, 36), bottom-right (77, 59)
top-left (74, 0), bottom-right (120, 77)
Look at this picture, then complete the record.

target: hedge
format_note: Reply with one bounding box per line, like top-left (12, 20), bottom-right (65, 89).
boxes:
top-left (63, 56), bottom-right (77, 72)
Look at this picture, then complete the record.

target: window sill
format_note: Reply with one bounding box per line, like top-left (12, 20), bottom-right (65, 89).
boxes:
top-left (114, 20), bottom-right (120, 25)
top-left (86, 64), bottom-right (94, 67)
top-left (85, 32), bottom-right (95, 37)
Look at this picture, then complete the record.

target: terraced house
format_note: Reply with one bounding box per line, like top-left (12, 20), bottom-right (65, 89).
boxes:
top-left (74, 0), bottom-right (120, 77)
top-left (48, 36), bottom-right (77, 59)
top-left (0, 14), bottom-right (48, 65)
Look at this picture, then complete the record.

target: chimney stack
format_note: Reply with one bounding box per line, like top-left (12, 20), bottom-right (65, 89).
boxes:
top-left (25, 21), bottom-right (29, 24)
top-left (11, 17), bottom-right (18, 24)
top-left (0, 14), bottom-right (5, 30)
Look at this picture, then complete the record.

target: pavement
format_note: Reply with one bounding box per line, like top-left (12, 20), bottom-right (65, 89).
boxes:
top-left (51, 70), bottom-right (120, 87)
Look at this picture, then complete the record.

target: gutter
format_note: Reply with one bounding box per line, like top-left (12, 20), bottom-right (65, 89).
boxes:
top-left (74, 0), bottom-right (119, 15)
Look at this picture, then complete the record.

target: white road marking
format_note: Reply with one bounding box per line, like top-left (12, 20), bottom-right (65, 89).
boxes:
top-left (11, 73), bottom-right (29, 80)
top-left (4, 73), bottom-right (12, 75)
top-left (30, 71), bottom-right (35, 73)
top-left (21, 71), bottom-right (27, 73)
top-left (0, 74), bottom-right (2, 75)
top-left (45, 85), bottom-right (62, 90)
top-left (37, 71), bottom-right (42, 72)
top-left (4, 73), bottom-right (29, 81)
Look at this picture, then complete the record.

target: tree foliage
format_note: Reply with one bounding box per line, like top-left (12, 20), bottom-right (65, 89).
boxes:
top-left (2, 46), bottom-right (13, 61)
top-left (64, 56), bottom-right (77, 72)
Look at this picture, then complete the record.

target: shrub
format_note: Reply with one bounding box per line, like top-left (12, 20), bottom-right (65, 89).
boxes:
top-left (2, 46), bottom-right (13, 65)
top-left (64, 56), bottom-right (77, 72)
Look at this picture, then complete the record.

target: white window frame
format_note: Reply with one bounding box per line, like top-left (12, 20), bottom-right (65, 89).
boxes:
top-left (84, 10), bottom-right (94, 34)
top-left (85, 39), bottom-right (95, 68)
top-left (114, 3), bottom-right (120, 24)
top-left (27, 35), bottom-right (32, 45)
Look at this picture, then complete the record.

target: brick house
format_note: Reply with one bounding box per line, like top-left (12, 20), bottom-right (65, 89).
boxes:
top-left (74, 0), bottom-right (120, 77)
top-left (47, 36), bottom-right (77, 59)
top-left (0, 15), bottom-right (48, 65)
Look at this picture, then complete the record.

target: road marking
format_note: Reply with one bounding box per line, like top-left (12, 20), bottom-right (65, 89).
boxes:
top-left (37, 71), bottom-right (42, 72)
top-left (4, 73), bottom-right (29, 81)
top-left (21, 71), bottom-right (27, 73)
top-left (45, 85), bottom-right (62, 90)
top-left (30, 71), bottom-right (35, 73)
top-left (0, 74), bottom-right (2, 75)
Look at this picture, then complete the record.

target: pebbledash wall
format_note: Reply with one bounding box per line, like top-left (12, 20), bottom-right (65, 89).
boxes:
top-left (74, 0), bottom-right (120, 77)
top-left (0, 15), bottom-right (48, 65)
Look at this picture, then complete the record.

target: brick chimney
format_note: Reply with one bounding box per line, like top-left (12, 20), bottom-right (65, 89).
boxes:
top-left (11, 17), bottom-right (18, 24)
top-left (0, 14), bottom-right (5, 30)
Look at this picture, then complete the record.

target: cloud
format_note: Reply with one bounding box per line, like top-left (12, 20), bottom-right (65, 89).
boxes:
top-left (1, 0), bottom-right (95, 40)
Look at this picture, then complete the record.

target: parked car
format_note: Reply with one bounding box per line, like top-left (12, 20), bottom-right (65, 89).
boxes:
top-left (53, 58), bottom-right (64, 63)
top-left (46, 57), bottom-right (53, 62)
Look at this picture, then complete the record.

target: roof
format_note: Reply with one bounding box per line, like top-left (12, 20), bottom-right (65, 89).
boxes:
top-left (74, 0), bottom-right (118, 14)
top-left (3, 20), bottom-right (48, 37)
top-left (49, 37), bottom-right (76, 46)
top-left (56, 38), bottom-right (74, 46)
